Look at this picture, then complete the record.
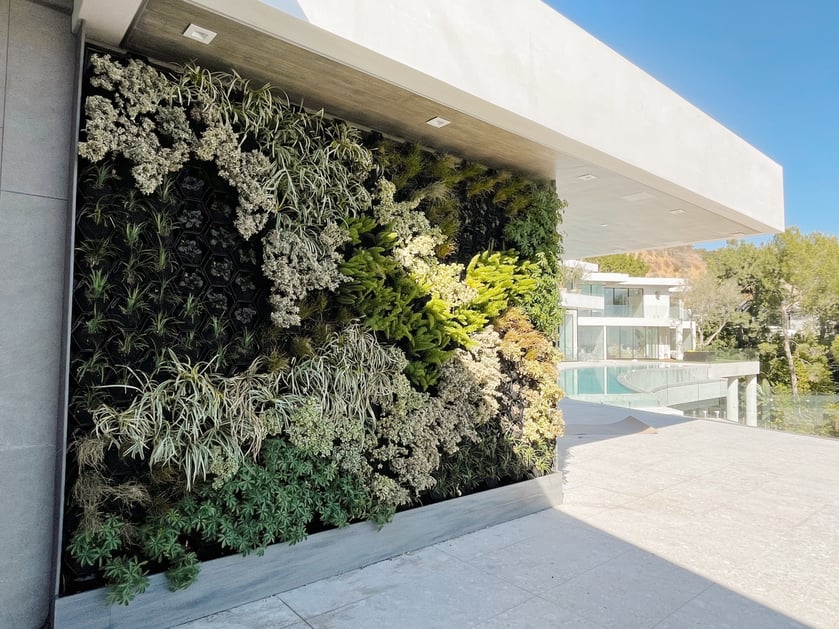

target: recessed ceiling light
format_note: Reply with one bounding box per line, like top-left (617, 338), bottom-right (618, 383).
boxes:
top-left (732, 232), bottom-right (745, 237)
top-left (578, 174), bottom-right (597, 181)
top-left (183, 24), bottom-right (217, 44)
top-left (425, 116), bottom-right (451, 128)
top-left (669, 208), bottom-right (686, 215)
top-left (622, 191), bottom-right (654, 202)
top-left (599, 223), bottom-right (609, 227)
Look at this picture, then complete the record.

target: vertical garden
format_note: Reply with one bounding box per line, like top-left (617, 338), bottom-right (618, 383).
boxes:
top-left (63, 50), bottom-right (567, 604)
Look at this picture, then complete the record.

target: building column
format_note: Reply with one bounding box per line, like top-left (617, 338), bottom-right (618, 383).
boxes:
top-left (726, 377), bottom-right (739, 423)
top-left (674, 326), bottom-right (684, 360)
top-left (745, 374), bottom-right (758, 427)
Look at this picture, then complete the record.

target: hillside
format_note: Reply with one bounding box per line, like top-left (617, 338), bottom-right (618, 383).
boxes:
top-left (637, 246), bottom-right (708, 279)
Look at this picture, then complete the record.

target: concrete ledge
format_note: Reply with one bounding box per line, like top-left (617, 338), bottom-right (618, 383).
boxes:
top-left (54, 473), bottom-right (563, 628)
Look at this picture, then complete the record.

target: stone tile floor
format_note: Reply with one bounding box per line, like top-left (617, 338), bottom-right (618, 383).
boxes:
top-left (178, 399), bottom-right (839, 628)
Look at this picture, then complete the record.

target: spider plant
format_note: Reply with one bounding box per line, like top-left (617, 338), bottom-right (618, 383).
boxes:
top-left (120, 189), bottom-right (151, 218)
top-left (79, 196), bottom-right (115, 228)
top-left (182, 293), bottom-right (204, 323)
top-left (157, 173), bottom-right (178, 204)
top-left (122, 222), bottom-right (145, 250)
top-left (182, 329), bottom-right (198, 351)
top-left (120, 253), bottom-right (143, 286)
top-left (149, 312), bottom-right (177, 337)
top-left (152, 241), bottom-right (171, 274)
top-left (75, 348), bottom-right (109, 382)
top-left (83, 269), bottom-right (110, 301)
top-left (77, 237), bottom-right (115, 268)
top-left (90, 351), bottom-right (292, 489)
top-left (84, 305), bottom-right (111, 336)
top-left (209, 315), bottom-right (227, 341)
top-left (82, 161), bottom-right (119, 191)
top-left (151, 210), bottom-right (174, 238)
top-left (121, 285), bottom-right (148, 317)
top-left (117, 329), bottom-right (149, 357)
top-left (240, 328), bottom-right (257, 352)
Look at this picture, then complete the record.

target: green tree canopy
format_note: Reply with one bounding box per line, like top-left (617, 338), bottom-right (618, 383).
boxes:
top-left (584, 253), bottom-right (649, 276)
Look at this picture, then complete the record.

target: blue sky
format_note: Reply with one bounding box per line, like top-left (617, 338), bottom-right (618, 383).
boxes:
top-left (547, 0), bottom-right (839, 245)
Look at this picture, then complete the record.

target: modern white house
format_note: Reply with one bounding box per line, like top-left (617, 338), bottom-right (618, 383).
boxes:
top-left (0, 1), bottom-right (783, 626)
top-left (559, 261), bottom-right (696, 362)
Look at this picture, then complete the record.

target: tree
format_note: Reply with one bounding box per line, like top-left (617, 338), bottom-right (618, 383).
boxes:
top-left (705, 230), bottom-right (839, 397)
top-left (684, 272), bottom-right (746, 348)
top-left (584, 253), bottom-right (649, 276)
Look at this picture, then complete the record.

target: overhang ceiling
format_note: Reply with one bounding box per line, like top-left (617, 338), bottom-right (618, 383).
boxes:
top-left (78, 0), bottom-right (782, 258)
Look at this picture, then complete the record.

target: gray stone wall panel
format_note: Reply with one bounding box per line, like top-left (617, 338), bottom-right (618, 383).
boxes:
top-left (0, 1), bottom-right (76, 627)
top-left (1, 0), bottom-right (74, 199)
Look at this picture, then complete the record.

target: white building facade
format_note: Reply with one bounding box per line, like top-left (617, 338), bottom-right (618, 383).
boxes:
top-left (559, 262), bottom-right (695, 361)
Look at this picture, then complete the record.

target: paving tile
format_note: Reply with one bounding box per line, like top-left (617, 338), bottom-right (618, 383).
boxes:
top-left (474, 595), bottom-right (607, 628)
top-left (559, 482), bottom-right (640, 519)
top-left (436, 508), bottom-right (575, 560)
top-left (280, 546), bottom-right (457, 618)
top-left (303, 554), bottom-right (531, 628)
top-left (462, 523), bottom-right (630, 595)
top-left (174, 593), bottom-right (303, 628)
top-left (541, 547), bottom-right (711, 628)
top-left (654, 584), bottom-right (809, 629)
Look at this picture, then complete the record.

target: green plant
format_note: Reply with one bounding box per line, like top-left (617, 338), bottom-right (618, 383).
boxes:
top-left (175, 439), bottom-right (377, 553)
top-left (75, 348), bottom-right (109, 383)
top-left (90, 352), bottom-right (300, 489)
top-left (77, 237), bottom-right (115, 267)
top-left (151, 210), bottom-right (174, 237)
top-left (116, 329), bottom-right (149, 357)
top-left (149, 312), bottom-right (176, 337)
top-left (151, 241), bottom-right (171, 273)
top-left (209, 315), bottom-right (227, 341)
top-left (502, 181), bottom-right (564, 260)
top-left (520, 253), bottom-right (563, 340)
top-left (337, 219), bottom-right (460, 388)
top-left (67, 514), bottom-right (150, 605)
top-left (182, 293), bottom-right (203, 322)
top-left (121, 285), bottom-right (148, 316)
top-left (120, 253), bottom-right (143, 286)
top-left (84, 306), bottom-right (111, 336)
top-left (465, 251), bottom-right (537, 319)
top-left (102, 557), bottom-right (150, 605)
top-left (79, 196), bottom-right (116, 228)
top-left (122, 222), bottom-right (144, 250)
top-left (84, 268), bottom-right (110, 301)
top-left (68, 49), bottom-right (570, 604)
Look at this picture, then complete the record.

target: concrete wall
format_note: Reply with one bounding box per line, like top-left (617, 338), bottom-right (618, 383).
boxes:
top-left (0, 1), bottom-right (75, 626)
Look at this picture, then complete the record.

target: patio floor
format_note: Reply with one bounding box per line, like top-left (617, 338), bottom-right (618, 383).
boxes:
top-left (177, 399), bottom-right (839, 628)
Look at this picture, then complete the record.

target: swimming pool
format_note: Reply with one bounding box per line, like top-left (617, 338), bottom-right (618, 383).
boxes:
top-left (560, 366), bottom-right (637, 395)
top-left (559, 362), bottom-right (729, 410)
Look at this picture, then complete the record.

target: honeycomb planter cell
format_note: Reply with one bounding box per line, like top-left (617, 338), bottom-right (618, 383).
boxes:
top-left (55, 472), bottom-right (563, 629)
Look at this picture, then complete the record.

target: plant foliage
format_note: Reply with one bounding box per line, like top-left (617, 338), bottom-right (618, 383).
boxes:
top-left (64, 48), bottom-right (568, 604)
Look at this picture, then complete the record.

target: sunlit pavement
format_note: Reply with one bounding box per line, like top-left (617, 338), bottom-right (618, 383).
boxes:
top-left (178, 399), bottom-right (839, 628)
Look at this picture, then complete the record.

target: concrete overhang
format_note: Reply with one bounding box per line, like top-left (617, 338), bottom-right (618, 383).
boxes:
top-left (73, 0), bottom-right (785, 258)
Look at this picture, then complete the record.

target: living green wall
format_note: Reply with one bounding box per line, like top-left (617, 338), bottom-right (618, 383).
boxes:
top-left (62, 50), bottom-right (567, 603)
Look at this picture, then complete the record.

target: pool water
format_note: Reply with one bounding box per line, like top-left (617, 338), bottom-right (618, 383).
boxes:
top-left (560, 366), bottom-right (639, 395)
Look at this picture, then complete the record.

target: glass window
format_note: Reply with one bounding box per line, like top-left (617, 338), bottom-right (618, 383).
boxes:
top-left (579, 326), bottom-right (604, 361)
top-left (628, 288), bottom-right (643, 317)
